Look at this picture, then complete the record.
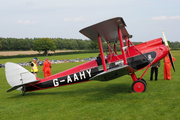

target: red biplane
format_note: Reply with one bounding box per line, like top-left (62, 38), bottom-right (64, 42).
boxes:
top-left (5, 17), bottom-right (175, 95)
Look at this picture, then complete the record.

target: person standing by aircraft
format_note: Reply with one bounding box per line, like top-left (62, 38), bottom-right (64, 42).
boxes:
top-left (163, 54), bottom-right (176, 80)
top-left (96, 54), bottom-right (102, 65)
top-left (31, 58), bottom-right (39, 77)
top-left (43, 57), bottom-right (51, 78)
top-left (150, 61), bottom-right (160, 81)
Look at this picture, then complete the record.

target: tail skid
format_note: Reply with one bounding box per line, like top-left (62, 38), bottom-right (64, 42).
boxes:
top-left (5, 62), bottom-right (40, 93)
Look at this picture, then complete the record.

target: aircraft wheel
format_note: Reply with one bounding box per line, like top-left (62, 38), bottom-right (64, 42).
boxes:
top-left (138, 78), bottom-right (147, 85)
top-left (132, 80), bottom-right (146, 92)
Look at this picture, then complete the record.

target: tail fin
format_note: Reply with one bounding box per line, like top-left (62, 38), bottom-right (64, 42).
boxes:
top-left (5, 62), bottom-right (39, 92)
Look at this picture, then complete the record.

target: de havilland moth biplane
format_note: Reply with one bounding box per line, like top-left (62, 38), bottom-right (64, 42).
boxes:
top-left (5, 17), bottom-right (175, 95)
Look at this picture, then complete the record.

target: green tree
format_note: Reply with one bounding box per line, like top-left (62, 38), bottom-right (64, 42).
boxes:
top-left (167, 41), bottom-right (172, 48)
top-left (77, 40), bottom-right (88, 50)
top-left (1, 39), bottom-right (10, 51)
top-left (25, 38), bottom-right (34, 50)
top-left (18, 39), bottom-right (30, 50)
top-left (70, 40), bottom-right (78, 50)
top-left (88, 41), bottom-right (99, 50)
top-left (61, 39), bottom-right (69, 50)
top-left (53, 38), bottom-right (63, 50)
top-left (33, 38), bottom-right (56, 56)
top-left (0, 41), bottom-right (2, 50)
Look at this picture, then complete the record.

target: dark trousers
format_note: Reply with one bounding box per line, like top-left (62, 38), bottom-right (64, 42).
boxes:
top-left (150, 67), bottom-right (158, 80)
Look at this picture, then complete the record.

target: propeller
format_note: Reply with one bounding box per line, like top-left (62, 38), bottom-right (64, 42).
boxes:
top-left (162, 29), bottom-right (175, 72)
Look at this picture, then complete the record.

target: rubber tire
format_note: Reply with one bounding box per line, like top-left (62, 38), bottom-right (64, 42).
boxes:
top-left (138, 78), bottom-right (147, 86)
top-left (132, 80), bottom-right (146, 92)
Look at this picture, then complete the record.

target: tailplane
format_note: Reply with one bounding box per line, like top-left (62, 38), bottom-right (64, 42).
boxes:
top-left (5, 62), bottom-right (40, 92)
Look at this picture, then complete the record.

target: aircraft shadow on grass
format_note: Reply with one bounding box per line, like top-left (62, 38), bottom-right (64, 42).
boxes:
top-left (8, 83), bottom-right (131, 99)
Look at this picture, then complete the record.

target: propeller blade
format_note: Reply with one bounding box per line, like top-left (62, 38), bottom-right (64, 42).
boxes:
top-left (162, 29), bottom-right (175, 72)
top-left (168, 53), bottom-right (175, 72)
top-left (162, 29), bottom-right (168, 46)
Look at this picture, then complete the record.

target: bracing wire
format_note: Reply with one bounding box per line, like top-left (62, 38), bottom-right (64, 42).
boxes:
top-left (101, 32), bottom-right (121, 61)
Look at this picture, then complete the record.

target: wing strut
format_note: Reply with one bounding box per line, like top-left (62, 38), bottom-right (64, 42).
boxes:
top-left (107, 41), bottom-right (112, 54)
top-left (118, 27), bottom-right (127, 65)
top-left (98, 35), bottom-right (107, 71)
top-left (114, 43), bottom-right (117, 55)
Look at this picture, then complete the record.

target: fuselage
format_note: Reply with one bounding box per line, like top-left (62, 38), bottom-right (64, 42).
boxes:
top-left (25, 38), bottom-right (168, 92)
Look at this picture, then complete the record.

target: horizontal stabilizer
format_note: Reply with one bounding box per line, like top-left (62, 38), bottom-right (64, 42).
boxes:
top-left (91, 65), bottom-right (136, 81)
top-left (7, 80), bottom-right (40, 92)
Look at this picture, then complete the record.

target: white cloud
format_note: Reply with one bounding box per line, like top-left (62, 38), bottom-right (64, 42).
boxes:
top-left (151, 15), bottom-right (180, 20)
top-left (63, 17), bottom-right (86, 22)
top-left (17, 20), bottom-right (37, 25)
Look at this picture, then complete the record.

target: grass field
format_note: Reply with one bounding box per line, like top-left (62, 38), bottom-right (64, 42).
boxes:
top-left (0, 51), bottom-right (180, 120)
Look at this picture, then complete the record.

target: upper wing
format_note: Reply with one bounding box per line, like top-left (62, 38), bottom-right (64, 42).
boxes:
top-left (79, 17), bottom-right (132, 43)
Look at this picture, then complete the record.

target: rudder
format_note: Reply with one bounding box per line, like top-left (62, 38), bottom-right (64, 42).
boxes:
top-left (5, 62), bottom-right (39, 92)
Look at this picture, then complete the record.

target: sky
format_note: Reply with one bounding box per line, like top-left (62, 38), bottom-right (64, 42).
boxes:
top-left (0, 0), bottom-right (180, 42)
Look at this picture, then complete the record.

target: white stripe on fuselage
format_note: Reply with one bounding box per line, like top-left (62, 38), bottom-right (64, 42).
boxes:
top-left (53, 69), bottom-right (91, 87)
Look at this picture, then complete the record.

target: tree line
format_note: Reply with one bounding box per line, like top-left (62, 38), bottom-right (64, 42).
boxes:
top-left (0, 37), bottom-right (93, 51)
top-left (0, 37), bottom-right (179, 52)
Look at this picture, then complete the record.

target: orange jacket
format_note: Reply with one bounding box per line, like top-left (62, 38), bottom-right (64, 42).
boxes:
top-left (163, 54), bottom-right (175, 80)
top-left (164, 55), bottom-right (175, 65)
top-left (43, 60), bottom-right (51, 71)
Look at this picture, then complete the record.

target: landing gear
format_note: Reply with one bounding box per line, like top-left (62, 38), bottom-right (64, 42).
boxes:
top-left (22, 85), bottom-right (26, 96)
top-left (138, 78), bottom-right (147, 85)
top-left (130, 73), bottom-right (147, 93)
top-left (132, 80), bottom-right (146, 92)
